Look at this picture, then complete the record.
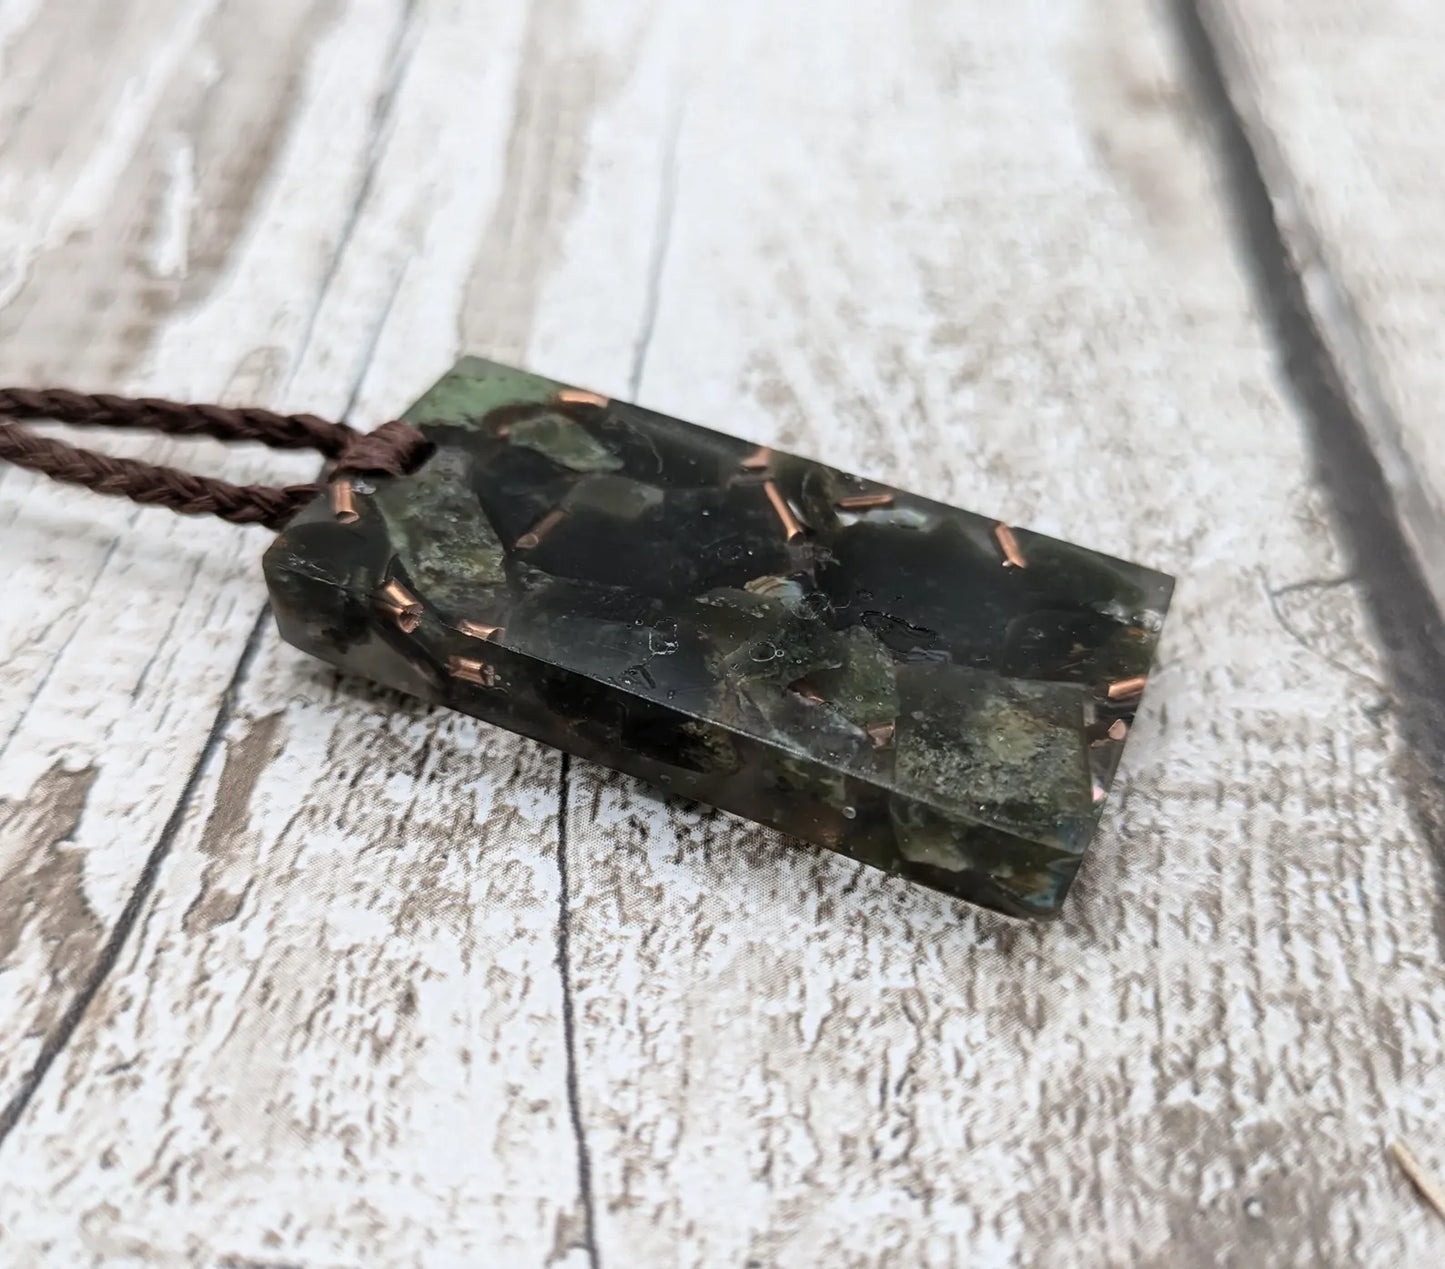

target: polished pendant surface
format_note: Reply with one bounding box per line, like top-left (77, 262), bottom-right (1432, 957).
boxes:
top-left (264, 358), bottom-right (1173, 918)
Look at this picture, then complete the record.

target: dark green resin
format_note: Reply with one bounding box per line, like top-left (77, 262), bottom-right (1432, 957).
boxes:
top-left (264, 358), bottom-right (1172, 919)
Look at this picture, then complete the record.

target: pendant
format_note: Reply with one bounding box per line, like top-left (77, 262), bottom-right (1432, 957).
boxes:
top-left (264, 358), bottom-right (1172, 919)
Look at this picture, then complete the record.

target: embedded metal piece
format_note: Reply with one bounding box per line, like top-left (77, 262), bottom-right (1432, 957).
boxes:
top-left (993, 523), bottom-right (1027, 569)
top-left (763, 480), bottom-right (806, 542)
top-left (1107, 676), bottom-right (1149, 702)
top-left (374, 578), bottom-right (423, 632)
top-left (554, 388), bottom-right (610, 408)
top-left (456, 620), bottom-right (504, 641)
top-left (448, 655), bottom-right (498, 688)
top-left (329, 479), bottom-right (359, 524)
top-left (516, 508), bottom-right (567, 550)
top-left (837, 492), bottom-right (894, 511)
top-left (787, 678), bottom-right (827, 705)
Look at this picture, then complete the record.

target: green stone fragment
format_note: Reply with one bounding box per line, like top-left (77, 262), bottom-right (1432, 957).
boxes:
top-left (371, 448), bottom-right (508, 615)
top-left (563, 473), bottom-right (664, 520)
top-left (402, 357), bottom-right (553, 423)
top-left (264, 358), bottom-right (1174, 919)
top-left (894, 667), bottom-right (1094, 849)
top-left (811, 625), bottom-right (897, 734)
top-left (508, 412), bottom-right (623, 473)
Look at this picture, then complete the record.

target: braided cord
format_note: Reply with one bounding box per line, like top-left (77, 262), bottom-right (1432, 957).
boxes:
top-left (0, 391), bottom-right (429, 531)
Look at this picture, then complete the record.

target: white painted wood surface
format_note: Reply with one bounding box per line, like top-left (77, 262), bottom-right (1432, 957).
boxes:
top-left (0, 1), bottom-right (1441, 1266)
top-left (1205, 0), bottom-right (1445, 612)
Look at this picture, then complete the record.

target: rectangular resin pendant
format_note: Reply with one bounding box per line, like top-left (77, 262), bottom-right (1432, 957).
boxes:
top-left (264, 358), bottom-right (1172, 919)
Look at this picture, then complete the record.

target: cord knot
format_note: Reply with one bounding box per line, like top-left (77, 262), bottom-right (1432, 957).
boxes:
top-left (336, 418), bottom-right (432, 477)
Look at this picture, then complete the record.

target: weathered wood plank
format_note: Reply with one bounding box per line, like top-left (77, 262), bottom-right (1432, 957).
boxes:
top-left (0, 0), bottom-right (680, 1263)
top-left (0, 0), bottom-right (589, 1261)
top-left (0, 0), bottom-right (1442, 1265)
top-left (552, 1), bottom-right (1445, 1264)
top-left (0, 0), bottom-right (407, 1113)
top-left (1202, 0), bottom-right (1445, 613)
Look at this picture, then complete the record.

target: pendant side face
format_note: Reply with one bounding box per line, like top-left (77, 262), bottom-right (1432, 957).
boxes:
top-left (264, 358), bottom-right (1174, 920)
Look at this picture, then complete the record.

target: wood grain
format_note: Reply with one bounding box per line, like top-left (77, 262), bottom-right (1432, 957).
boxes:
top-left (552, 2), bottom-right (1445, 1263)
top-left (0, 0), bottom-right (1442, 1265)
top-left (0, 0), bottom-right (390, 1123)
top-left (1201, 0), bottom-right (1445, 614)
top-left (0, 0), bottom-right (662, 1263)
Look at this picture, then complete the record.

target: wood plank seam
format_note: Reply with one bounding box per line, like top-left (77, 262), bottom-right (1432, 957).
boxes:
top-left (0, 70), bottom-right (419, 1125)
top-left (0, 13), bottom-right (420, 1121)
top-left (0, 609), bottom-right (269, 1149)
top-left (628, 100), bottom-right (683, 400)
top-left (555, 102), bottom-right (684, 1268)
top-left (1199, 2), bottom-right (1445, 621)
top-left (556, 753), bottom-right (602, 1269)
top-left (1172, 0), bottom-right (1445, 946)
top-left (0, 0), bottom-right (431, 1133)
top-left (4, 2), bottom-right (1440, 1260)
top-left (0, 1), bottom-right (593, 1259)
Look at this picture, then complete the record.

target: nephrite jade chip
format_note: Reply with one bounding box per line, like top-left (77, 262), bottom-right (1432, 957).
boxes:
top-left (264, 358), bottom-right (1172, 919)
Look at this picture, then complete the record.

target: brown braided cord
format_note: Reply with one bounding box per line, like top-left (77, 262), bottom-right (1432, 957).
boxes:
top-left (0, 391), bottom-right (430, 531)
top-left (0, 388), bottom-right (355, 453)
